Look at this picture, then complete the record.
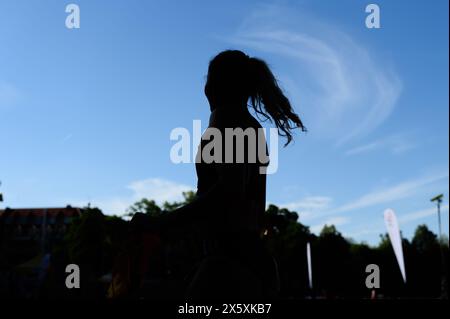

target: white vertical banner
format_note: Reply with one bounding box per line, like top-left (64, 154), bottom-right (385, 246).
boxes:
top-left (384, 208), bottom-right (406, 283)
top-left (306, 242), bottom-right (313, 289)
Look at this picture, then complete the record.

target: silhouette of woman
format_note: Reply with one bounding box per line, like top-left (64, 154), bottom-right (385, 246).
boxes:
top-left (132, 50), bottom-right (305, 299)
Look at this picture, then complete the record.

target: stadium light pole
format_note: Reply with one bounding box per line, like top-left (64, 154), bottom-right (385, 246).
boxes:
top-left (431, 194), bottom-right (446, 298)
top-left (431, 194), bottom-right (444, 240)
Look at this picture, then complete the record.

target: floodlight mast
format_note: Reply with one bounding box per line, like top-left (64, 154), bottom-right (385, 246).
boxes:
top-left (431, 194), bottom-right (446, 299)
top-left (431, 194), bottom-right (444, 240)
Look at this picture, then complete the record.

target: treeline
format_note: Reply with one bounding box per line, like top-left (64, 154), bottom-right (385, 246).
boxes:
top-left (263, 204), bottom-right (448, 299)
top-left (44, 192), bottom-right (448, 299)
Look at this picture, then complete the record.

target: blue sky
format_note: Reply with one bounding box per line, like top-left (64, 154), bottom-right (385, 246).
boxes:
top-left (0, 0), bottom-right (448, 245)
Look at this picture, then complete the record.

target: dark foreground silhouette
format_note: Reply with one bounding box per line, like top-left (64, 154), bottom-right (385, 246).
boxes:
top-left (0, 203), bottom-right (447, 299)
top-left (115, 50), bottom-right (306, 299)
top-left (0, 52), bottom-right (447, 300)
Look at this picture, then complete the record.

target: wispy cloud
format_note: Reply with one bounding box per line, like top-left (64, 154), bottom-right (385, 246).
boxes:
top-left (70, 178), bottom-right (193, 216)
top-left (281, 196), bottom-right (332, 219)
top-left (399, 204), bottom-right (449, 224)
top-left (324, 172), bottom-right (448, 217)
top-left (279, 172), bottom-right (448, 223)
top-left (228, 4), bottom-right (402, 145)
top-left (345, 134), bottom-right (416, 156)
top-left (127, 178), bottom-right (192, 204)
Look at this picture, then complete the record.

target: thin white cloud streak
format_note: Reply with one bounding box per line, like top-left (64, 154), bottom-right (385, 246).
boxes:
top-left (279, 172), bottom-right (448, 222)
top-left (323, 172), bottom-right (448, 217)
top-left (399, 204), bottom-right (449, 224)
top-left (228, 4), bottom-right (402, 145)
top-left (345, 141), bottom-right (381, 156)
top-left (282, 196), bottom-right (332, 211)
top-left (345, 134), bottom-right (416, 156)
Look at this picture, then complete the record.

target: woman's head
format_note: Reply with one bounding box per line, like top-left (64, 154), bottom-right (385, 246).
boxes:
top-left (205, 50), bottom-right (306, 145)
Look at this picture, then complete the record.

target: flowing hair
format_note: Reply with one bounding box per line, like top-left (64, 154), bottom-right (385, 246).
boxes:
top-left (205, 50), bottom-right (306, 146)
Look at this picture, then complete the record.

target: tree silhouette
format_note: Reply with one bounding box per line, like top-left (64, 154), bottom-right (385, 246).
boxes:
top-left (126, 191), bottom-right (197, 217)
top-left (33, 198), bottom-right (449, 299)
top-left (127, 199), bottom-right (162, 217)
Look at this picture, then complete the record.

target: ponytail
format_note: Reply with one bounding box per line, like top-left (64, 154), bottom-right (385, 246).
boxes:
top-left (247, 57), bottom-right (306, 146)
top-left (206, 50), bottom-right (306, 146)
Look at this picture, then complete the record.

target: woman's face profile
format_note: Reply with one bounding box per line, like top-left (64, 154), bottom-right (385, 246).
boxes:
top-left (203, 51), bottom-right (250, 110)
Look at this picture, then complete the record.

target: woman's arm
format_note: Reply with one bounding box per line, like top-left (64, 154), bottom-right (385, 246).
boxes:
top-left (159, 162), bottom-right (248, 227)
top-left (129, 162), bottom-right (249, 235)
